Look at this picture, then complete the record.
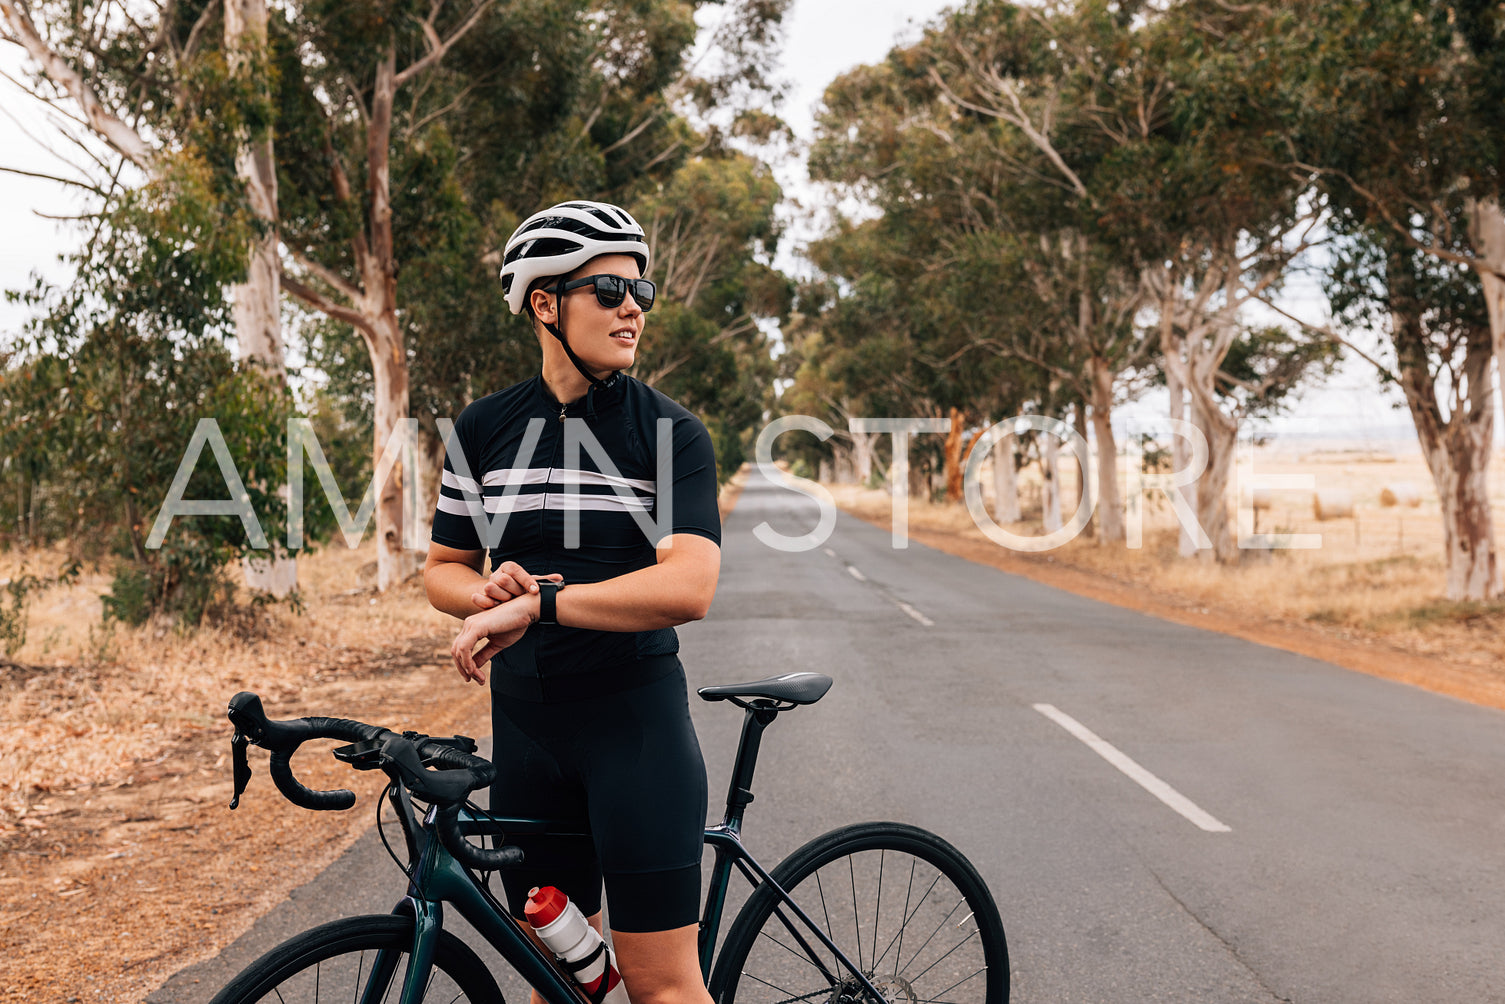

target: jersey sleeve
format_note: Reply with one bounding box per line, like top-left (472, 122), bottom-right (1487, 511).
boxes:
top-left (430, 412), bottom-right (485, 552)
top-left (656, 415), bottom-right (721, 547)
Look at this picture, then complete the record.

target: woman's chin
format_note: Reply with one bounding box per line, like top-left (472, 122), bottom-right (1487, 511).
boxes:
top-left (585, 347), bottom-right (637, 376)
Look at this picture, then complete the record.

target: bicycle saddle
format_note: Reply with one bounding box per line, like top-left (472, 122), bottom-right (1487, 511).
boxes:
top-left (697, 672), bottom-right (833, 707)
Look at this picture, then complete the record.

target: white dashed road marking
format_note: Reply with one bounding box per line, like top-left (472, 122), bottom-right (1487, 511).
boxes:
top-left (1033, 703), bottom-right (1231, 833)
top-left (847, 565), bottom-right (867, 582)
top-left (895, 601), bottom-right (935, 628)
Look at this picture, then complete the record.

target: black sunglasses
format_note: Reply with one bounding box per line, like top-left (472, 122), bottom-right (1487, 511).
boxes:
top-left (547, 273), bottom-right (657, 312)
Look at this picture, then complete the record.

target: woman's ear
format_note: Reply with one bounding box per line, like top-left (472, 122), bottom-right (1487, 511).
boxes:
top-left (529, 286), bottom-right (558, 323)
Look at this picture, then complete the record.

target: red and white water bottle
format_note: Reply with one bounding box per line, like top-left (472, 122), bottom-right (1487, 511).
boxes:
top-left (525, 886), bottom-right (630, 1004)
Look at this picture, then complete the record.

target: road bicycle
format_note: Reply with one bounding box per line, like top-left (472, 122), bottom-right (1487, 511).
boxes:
top-left (210, 671), bottom-right (1010, 1004)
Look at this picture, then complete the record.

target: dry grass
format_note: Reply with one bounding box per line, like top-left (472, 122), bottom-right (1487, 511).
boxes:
top-left (0, 539), bottom-right (454, 829)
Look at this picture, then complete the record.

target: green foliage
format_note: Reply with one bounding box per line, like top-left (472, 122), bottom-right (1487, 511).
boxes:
top-left (0, 573), bottom-right (42, 656)
top-left (295, 2), bottom-right (793, 487)
top-left (0, 147), bottom-right (298, 627)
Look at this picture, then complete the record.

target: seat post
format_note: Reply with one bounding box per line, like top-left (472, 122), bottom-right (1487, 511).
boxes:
top-left (721, 704), bottom-right (777, 833)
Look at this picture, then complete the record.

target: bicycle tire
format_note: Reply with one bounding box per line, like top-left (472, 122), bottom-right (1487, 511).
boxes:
top-left (208, 913), bottom-right (505, 1004)
top-left (709, 822), bottom-right (1009, 1004)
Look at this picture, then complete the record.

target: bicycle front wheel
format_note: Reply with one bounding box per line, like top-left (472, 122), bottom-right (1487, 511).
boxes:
top-left (709, 822), bottom-right (1009, 1004)
top-left (208, 913), bottom-right (504, 1004)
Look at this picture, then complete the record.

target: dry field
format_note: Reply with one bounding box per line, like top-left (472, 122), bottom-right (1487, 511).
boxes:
top-left (825, 442), bottom-right (1505, 709)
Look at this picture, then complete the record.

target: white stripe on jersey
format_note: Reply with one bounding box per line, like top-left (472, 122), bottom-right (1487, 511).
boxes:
top-left (482, 468), bottom-right (552, 488)
top-left (550, 493), bottom-right (653, 512)
top-left (476, 467), bottom-right (656, 494)
top-left (435, 495), bottom-right (484, 517)
top-left (441, 470), bottom-right (481, 494)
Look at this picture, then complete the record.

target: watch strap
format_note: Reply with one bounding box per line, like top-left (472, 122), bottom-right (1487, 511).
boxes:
top-left (538, 579), bottom-right (563, 626)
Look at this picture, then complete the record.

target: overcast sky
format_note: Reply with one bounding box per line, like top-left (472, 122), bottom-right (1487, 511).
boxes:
top-left (0, 0), bottom-right (1420, 442)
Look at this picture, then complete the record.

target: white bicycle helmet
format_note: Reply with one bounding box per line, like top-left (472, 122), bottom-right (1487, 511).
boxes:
top-left (501, 200), bottom-right (651, 315)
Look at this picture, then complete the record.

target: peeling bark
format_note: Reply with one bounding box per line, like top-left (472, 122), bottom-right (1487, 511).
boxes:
top-left (1162, 319), bottom-right (1199, 557)
top-left (1041, 431), bottom-right (1063, 533)
top-left (850, 428), bottom-right (877, 485)
top-left (991, 436), bottom-right (1021, 524)
top-left (1390, 248), bottom-right (1501, 601)
top-left (1146, 257), bottom-right (1253, 563)
top-left (1085, 355), bottom-right (1123, 543)
top-left (944, 407), bottom-right (967, 502)
top-left (226, 0), bottom-right (295, 596)
top-left (1469, 198), bottom-right (1505, 366)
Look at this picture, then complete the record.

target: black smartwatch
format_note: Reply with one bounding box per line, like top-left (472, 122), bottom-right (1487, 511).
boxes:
top-left (537, 579), bottom-right (564, 626)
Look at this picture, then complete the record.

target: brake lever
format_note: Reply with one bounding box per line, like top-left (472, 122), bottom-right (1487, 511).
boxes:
top-left (229, 732), bottom-right (252, 809)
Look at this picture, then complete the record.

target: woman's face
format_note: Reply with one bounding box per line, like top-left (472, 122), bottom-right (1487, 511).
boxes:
top-left (534, 253), bottom-right (647, 376)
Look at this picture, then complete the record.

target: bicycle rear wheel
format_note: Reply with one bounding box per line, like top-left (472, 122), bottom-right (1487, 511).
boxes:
top-left (208, 913), bottom-right (504, 1004)
top-left (709, 822), bottom-right (1009, 1004)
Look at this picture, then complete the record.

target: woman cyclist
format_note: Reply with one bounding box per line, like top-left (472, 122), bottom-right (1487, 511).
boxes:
top-left (423, 201), bottom-right (721, 1004)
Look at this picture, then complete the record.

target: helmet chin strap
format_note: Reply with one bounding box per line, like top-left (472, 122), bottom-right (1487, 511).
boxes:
top-left (546, 291), bottom-right (617, 393)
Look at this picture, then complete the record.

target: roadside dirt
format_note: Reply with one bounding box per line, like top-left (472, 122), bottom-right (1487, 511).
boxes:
top-left (0, 635), bottom-right (490, 1004)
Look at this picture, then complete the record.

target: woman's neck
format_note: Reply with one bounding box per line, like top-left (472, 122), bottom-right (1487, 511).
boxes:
top-left (541, 353), bottom-right (595, 405)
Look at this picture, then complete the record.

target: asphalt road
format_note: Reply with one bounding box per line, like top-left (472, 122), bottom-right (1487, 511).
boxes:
top-left (159, 471), bottom-right (1505, 1003)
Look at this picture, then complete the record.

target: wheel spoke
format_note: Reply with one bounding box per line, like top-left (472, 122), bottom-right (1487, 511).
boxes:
top-left (916, 965), bottom-right (988, 1004)
top-left (873, 872), bottom-right (943, 974)
top-left (905, 926), bottom-right (981, 984)
top-left (897, 897), bottom-right (966, 980)
top-left (872, 850), bottom-right (884, 972)
top-left (740, 969), bottom-right (834, 1004)
top-left (849, 853), bottom-right (863, 974)
top-left (755, 926), bottom-right (838, 978)
top-left (816, 871), bottom-right (836, 975)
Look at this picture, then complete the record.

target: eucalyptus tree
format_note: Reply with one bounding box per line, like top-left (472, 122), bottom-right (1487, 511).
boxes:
top-left (0, 0), bottom-right (286, 373)
top-left (0, 162), bottom-right (298, 624)
top-left (807, 0), bottom-right (1190, 544)
top-left (1237, 0), bottom-right (1505, 597)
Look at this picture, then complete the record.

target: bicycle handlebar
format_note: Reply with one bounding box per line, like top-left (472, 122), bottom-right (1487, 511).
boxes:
top-left (226, 691), bottom-right (524, 871)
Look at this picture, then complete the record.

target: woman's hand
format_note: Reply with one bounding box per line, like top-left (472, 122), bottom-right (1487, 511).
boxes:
top-left (471, 560), bottom-right (563, 610)
top-left (451, 593), bottom-right (540, 685)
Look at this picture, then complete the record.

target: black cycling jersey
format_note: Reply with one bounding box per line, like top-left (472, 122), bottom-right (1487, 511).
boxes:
top-left (430, 373), bottom-right (721, 702)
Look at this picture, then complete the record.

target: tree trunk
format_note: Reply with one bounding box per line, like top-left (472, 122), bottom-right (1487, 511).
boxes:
top-left (991, 431), bottom-right (1021, 523)
top-left (1469, 198), bottom-right (1505, 365)
top-left (225, 0), bottom-right (297, 596)
top-left (1086, 356), bottom-right (1123, 544)
top-left (1153, 258), bottom-right (1243, 562)
top-left (367, 315), bottom-right (417, 589)
top-left (1390, 252), bottom-right (1501, 601)
top-left (1188, 389), bottom-right (1238, 562)
top-left (944, 407), bottom-right (967, 502)
top-left (364, 50), bottom-right (418, 590)
top-left (1403, 377), bottom-right (1500, 600)
top-left (224, 0), bottom-right (284, 371)
top-left (849, 427), bottom-right (877, 486)
top-left (414, 421), bottom-right (444, 553)
top-left (1041, 431), bottom-right (1063, 533)
top-left (1164, 344), bottom-right (1199, 557)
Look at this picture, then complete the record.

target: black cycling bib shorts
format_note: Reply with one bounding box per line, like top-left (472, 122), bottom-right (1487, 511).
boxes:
top-left (430, 374), bottom-right (721, 932)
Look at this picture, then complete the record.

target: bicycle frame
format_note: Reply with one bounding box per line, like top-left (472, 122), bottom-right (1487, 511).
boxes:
top-left (372, 703), bottom-right (888, 1004)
